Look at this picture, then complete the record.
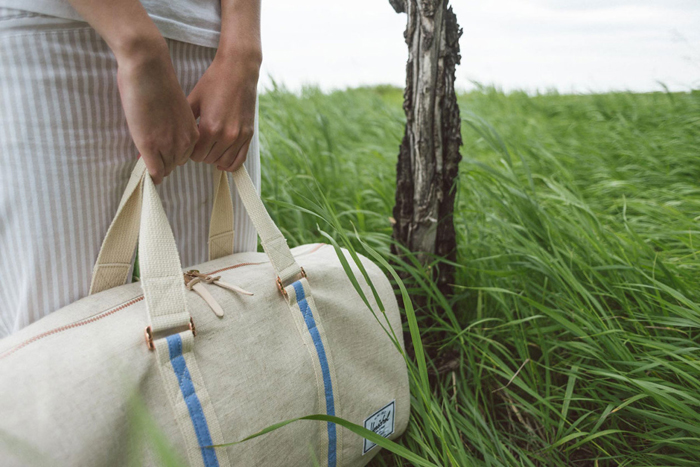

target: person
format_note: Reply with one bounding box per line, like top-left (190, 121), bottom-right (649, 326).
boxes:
top-left (0, 0), bottom-right (262, 337)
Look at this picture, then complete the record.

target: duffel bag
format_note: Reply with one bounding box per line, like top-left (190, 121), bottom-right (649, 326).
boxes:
top-left (0, 159), bottom-right (410, 466)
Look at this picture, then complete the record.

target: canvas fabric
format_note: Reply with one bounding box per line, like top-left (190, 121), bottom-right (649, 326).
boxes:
top-left (0, 160), bottom-right (410, 466)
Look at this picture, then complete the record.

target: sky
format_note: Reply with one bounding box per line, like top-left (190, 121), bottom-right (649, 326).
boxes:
top-left (259, 0), bottom-right (700, 94)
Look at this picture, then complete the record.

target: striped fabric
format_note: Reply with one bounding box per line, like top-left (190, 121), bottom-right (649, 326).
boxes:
top-left (292, 280), bottom-right (337, 467)
top-left (166, 333), bottom-right (220, 467)
top-left (0, 8), bottom-right (261, 338)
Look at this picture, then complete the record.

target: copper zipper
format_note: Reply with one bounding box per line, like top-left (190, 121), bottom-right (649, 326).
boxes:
top-left (0, 296), bottom-right (144, 360)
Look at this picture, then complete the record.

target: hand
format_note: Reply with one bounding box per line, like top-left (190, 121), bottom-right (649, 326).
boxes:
top-left (187, 51), bottom-right (260, 172)
top-left (117, 39), bottom-right (199, 184)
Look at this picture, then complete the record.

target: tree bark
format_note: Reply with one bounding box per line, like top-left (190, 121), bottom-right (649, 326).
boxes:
top-left (390, 0), bottom-right (463, 296)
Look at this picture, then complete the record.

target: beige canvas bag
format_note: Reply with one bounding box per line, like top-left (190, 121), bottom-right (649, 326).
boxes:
top-left (0, 159), bottom-right (410, 467)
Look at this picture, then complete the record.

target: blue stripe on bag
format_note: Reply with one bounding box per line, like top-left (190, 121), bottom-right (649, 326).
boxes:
top-left (292, 280), bottom-right (337, 467)
top-left (166, 334), bottom-right (220, 467)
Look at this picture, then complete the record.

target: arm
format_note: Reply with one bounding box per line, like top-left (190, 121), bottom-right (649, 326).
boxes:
top-left (188, 0), bottom-right (262, 172)
top-left (64, 0), bottom-right (199, 184)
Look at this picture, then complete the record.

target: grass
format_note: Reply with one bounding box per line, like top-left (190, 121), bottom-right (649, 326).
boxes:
top-left (257, 83), bottom-right (700, 466)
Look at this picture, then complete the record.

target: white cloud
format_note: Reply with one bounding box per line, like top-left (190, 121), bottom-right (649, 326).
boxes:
top-left (260, 0), bottom-right (700, 93)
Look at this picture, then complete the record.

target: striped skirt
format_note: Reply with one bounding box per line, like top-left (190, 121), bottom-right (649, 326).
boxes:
top-left (0, 8), bottom-right (261, 337)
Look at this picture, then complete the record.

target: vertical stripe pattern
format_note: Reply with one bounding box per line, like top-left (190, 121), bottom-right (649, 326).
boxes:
top-left (166, 334), bottom-right (219, 467)
top-left (0, 9), bottom-right (260, 338)
top-left (292, 280), bottom-right (337, 467)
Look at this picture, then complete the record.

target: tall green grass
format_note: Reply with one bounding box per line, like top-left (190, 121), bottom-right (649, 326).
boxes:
top-left (258, 84), bottom-right (700, 466)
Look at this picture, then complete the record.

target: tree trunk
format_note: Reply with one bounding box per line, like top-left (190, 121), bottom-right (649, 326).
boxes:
top-left (390, 0), bottom-right (463, 296)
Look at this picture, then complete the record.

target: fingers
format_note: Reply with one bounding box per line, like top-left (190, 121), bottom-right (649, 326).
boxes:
top-left (139, 123), bottom-right (199, 184)
top-left (140, 122), bottom-right (249, 184)
top-left (163, 150), bottom-right (177, 181)
top-left (195, 120), bottom-right (254, 170)
top-left (216, 126), bottom-right (253, 170)
top-left (191, 134), bottom-right (216, 163)
top-left (141, 150), bottom-right (165, 185)
top-left (176, 124), bottom-right (200, 166)
top-left (201, 123), bottom-right (236, 165)
top-left (187, 87), bottom-right (202, 120)
top-left (218, 137), bottom-right (252, 173)
top-left (177, 140), bottom-right (196, 167)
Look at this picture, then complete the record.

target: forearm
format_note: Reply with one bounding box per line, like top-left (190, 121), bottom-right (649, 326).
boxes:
top-left (218, 0), bottom-right (262, 66)
top-left (66, 0), bottom-right (197, 183)
top-left (186, 0), bottom-right (261, 171)
top-left (64, 0), bottom-right (167, 63)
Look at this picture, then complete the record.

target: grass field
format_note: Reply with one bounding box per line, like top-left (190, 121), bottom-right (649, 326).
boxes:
top-left (257, 84), bottom-right (700, 466)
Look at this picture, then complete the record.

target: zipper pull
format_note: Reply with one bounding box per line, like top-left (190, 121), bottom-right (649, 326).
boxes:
top-left (186, 270), bottom-right (253, 295)
top-left (206, 275), bottom-right (254, 296)
top-left (184, 271), bottom-right (225, 318)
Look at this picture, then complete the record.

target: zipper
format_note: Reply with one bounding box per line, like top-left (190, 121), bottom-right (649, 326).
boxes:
top-left (0, 296), bottom-right (145, 360)
top-left (0, 242), bottom-right (327, 360)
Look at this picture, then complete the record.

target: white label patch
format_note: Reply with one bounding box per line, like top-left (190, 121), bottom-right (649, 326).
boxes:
top-left (362, 400), bottom-right (396, 454)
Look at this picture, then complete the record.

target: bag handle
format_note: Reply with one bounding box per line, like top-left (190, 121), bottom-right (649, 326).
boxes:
top-left (89, 162), bottom-right (235, 294)
top-left (137, 165), bottom-right (192, 333)
top-left (208, 168), bottom-right (235, 261)
top-left (229, 165), bottom-right (303, 285)
top-left (89, 160), bottom-right (147, 294)
top-left (90, 159), bottom-right (303, 299)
